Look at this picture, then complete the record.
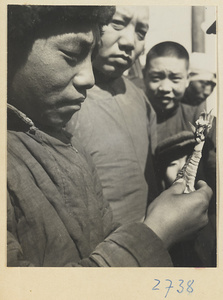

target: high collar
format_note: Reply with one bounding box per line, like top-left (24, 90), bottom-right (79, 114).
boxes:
top-left (156, 103), bottom-right (180, 124)
top-left (93, 68), bottom-right (118, 85)
top-left (7, 104), bottom-right (72, 144)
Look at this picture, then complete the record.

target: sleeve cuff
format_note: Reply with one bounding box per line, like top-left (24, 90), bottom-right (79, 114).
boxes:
top-left (91, 222), bottom-right (173, 267)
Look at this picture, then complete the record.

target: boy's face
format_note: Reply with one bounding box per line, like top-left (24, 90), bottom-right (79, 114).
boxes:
top-left (93, 6), bottom-right (149, 79)
top-left (144, 56), bottom-right (189, 115)
top-left (10, 25), bottom-right (97, 129)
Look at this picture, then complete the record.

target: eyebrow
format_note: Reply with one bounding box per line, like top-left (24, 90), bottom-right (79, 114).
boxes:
top-left (115, 11), bottom-right (133, 20)
top-left (78, 36), bottom-right (95, 49)
top-left (137, 22), bottom-right (149, 30)
top-left (56, 32), bottom-right (95, 49)
top-left (148, 70), bottom-right (183, 75)
top-left (148, 70), bottom-right (163, 74)
top-left (71, 35), bottom-right (96, 55)
top-left (78, 39), bottom-right (98, 61)
top-left (115, 12), bottom-right (149, 30)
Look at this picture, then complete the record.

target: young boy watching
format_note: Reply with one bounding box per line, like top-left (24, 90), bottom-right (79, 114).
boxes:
top-left (143, 41), bottom-right (205, 143)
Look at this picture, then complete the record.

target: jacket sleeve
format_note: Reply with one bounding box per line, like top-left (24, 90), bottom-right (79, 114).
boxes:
top-left (63, 223), bottom-right (173, 267)
top-left (85, 223), bottom-right (173, 267)
top-left (7, 231), bottom-right (35, 267)
top-left (72, 154), bottom-right (172, 267)
top-left (7, 187), bottom-right (172, 267)
top-left (7, 132), bottom-right (172, 268)
top-left (7, 191), bottom-right (35, 267)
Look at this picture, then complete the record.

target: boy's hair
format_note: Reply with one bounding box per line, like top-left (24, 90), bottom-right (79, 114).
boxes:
top-left (144, 41), bottom-right (190, 71)
top-left (8, 5), bottom-right (115, 84)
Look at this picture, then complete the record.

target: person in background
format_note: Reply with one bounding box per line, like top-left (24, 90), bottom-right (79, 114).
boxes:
top-left (154, 132), bottom-right (216, 267)
top-left (67, 6), bottom-right (158, 224)
top-left (182, 52), bottom-right (216, 111)
top-left (143, 41), bottom-right (206, 143)
top-left (143, 40), bottom-right (216, 219)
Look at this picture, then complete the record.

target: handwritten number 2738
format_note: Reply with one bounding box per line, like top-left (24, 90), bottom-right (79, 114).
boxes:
top-left (152, 279), bottom-right (194, 297)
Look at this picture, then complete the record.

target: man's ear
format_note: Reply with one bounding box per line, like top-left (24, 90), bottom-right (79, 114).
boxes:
top-left (161, 179), bottom-right (166, 191)
top-left (185, 72), bottom-right (190, 88)
top-left (141, 46), bottom-right (145, 56)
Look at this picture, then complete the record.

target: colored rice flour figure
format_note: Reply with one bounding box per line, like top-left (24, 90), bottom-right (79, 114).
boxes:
top-left (175, 110), bottom-right (214, 193)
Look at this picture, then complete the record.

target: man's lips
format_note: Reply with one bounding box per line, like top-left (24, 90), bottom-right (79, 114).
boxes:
top-left (162, 99), bottom-right (172, 104)
top-left (157, 97), bottom-right (174, 105)
top-left (56, 97), bottom-right (85, 108)
top-left (110, 54), bottom-right (132, 64)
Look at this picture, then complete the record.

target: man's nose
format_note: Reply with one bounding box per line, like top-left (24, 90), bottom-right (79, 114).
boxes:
top-left (73, 58), bottom-right (95, 90)
top-left (118, 26), bottom-right (135, 53)
top-left (158, 79), bottom-right (172, 93)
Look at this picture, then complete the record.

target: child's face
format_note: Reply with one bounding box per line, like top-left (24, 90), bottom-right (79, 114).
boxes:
top-left (93, 6), bottom-right (149, 79)
top-left (164, 155), bottom-right (187, 188)
top-left (144, 56), bottom-right (189, 116)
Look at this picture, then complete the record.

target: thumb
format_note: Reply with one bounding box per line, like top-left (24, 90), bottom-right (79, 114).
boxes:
top-left (171, 178), bottom-right (186, 194)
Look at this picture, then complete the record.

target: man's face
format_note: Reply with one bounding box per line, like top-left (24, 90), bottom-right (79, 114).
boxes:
top-left (187, 80), bottom-right (215, 104)
top-left (93, 6), bottom-right (149, 78)
top-left (11, 25), bottom-right (97, 129)
top-left (144, 56), bottom-right (189, 116)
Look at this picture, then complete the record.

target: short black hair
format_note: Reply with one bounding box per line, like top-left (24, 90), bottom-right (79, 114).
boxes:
top-left (8, 5), bottom-right (115, 84)
top-left (144, 41), bottom-right (189, 71)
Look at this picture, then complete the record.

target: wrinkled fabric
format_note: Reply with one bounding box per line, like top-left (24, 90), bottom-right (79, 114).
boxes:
top-left (67, 76), bottom-right (158, 224)
top-left (7, 110), bottom-right (172, 267)
top-left (156, 103), bottom-right (204, 143)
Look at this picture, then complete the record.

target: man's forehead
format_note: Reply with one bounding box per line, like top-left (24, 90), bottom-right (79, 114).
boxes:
top-left (115, 6), bottom-right (149, 24)
top-left (50, 30), bottom-right (96, 48)
top-left (41, 21), bottom-right (99, 44)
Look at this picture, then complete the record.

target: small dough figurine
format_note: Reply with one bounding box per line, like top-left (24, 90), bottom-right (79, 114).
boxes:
top-left (174, 110), bottom-right (214, 193)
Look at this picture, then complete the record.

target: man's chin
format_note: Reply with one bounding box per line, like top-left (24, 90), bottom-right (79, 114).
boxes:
top-left (40, 112), bottom-right (79, 130)
top-left (97, 64), bottom-right (128, 79)
top-left (155, 104), bottom-right (178, 117)
top-left (165, 104), bottom-right (175, 111)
